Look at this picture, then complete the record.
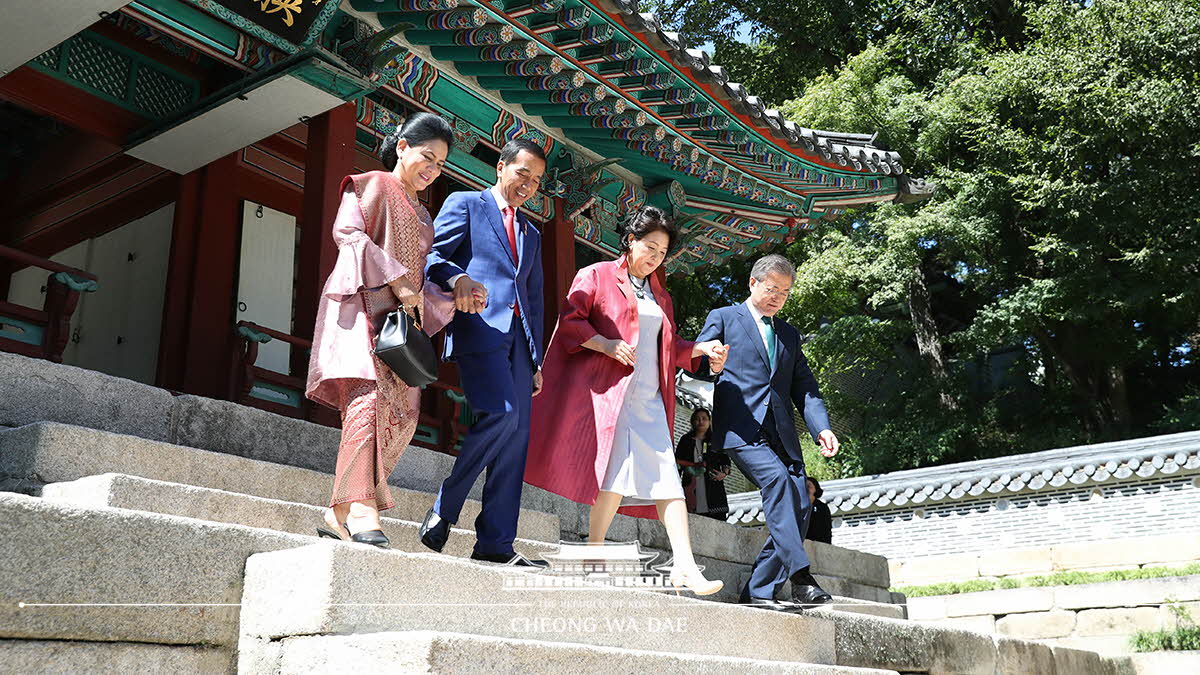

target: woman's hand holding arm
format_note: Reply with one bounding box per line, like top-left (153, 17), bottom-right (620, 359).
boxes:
top-left (388, 278), bottom-right (420, 309)
top-left (583, 335), bottom-right (636, 367)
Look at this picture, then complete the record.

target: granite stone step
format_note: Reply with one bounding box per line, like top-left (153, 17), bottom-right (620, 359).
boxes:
top-left (239, 542), bottom-right (1131, 675)
top-left (237, 542), bottom-right (839, 666)
top-left (41, 472), bottom-right (903, 619)
top-left (0, 421), bottom-right (559, 543)
top-left (0, 351), bottom-right (897, 602)
top-left (1, 421), bottom-right (899, 606)
top-left (264, 630), bottom-right (900, 675)
top-left (0, 639), bottom-right (229, 674)
top-left (0, 493), bottom-right (1123, 675)
top-left (43, 472), bottom-right (557, 562)
top-left (0, 492), bottom-right (307, 653)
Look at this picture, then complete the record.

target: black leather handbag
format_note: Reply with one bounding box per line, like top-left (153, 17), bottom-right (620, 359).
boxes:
top-left (374, 307), bottom-right (438, 387)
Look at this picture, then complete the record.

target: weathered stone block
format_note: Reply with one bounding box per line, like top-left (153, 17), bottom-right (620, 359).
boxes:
top-left (1126, 650), bottom-right (1200, 675)
top-left (996, 610), bottom-right (1076, 639)
top-left (0, 639), bottom-right (230, 674)
top-left (993, 636), bottom-right (1056, 675)
top-left (831, 613), bottom-right (997, 674)
top-left (891, 554), bottom-right (979, 585)
top-left (1051, 535), bottom-right (1200, 571)
top-left (806, 540), bottom-right (891, 588)
top-left (272, 631), bottom-right (894, 674)
top-left (936, 615), bottom-right (995, 634)
top-left (944, 587), bottom-right (1053, 618)
top-left (0, 352), bottom-right (173, 441)
top-left (1054, 576), bottom-right (1200, 610)
top-left (978, 548), bottom-right (1053, 578)
top-left (170, 394), bottom-right (341, 473)
top-left (0, 493), bottom-right (308, 646)
top-left (239, 544), bottom-right (839, 665)
top-left (906, 596), bottom-right (946, 621)
top-left (1052, 635), bottom-right (1139, 658)
top-left (4, 423), bottom-right (558, 542)
top-left (1074, 607), bottom-right (1161, 637)
top-left (1053, 642), bottom-right (1128, 669)
top-left (44, 473), bottom-right (557, 560)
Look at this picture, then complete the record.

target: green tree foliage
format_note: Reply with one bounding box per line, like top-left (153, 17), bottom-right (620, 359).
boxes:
top-left (664, 0), bottom-right (1200, 475)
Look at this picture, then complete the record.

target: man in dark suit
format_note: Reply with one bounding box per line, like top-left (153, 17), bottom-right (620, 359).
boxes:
top-left (421, 139), bottom-right (547, 566)
top-left (696, 254), bottom-right (840, 611)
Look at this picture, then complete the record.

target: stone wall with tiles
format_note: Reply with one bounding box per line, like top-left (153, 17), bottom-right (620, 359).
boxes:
top-left (892, 533), bottom-right (1200, 586)
top-left (907, 574), bottom-right (1200, 656)
top-left (833, 474), bottom-right (1200, 565)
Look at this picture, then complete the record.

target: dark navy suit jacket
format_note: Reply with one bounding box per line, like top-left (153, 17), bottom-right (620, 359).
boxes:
top-left (425, 189), bottom-right (544, 368)
top-left (696, 303), bottom-right (830, 463)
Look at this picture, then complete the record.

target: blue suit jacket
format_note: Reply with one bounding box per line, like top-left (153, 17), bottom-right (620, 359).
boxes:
top-left (425, 189), bottom-right (544, 367)
top-left (696, 303), bottom-right (830, 463)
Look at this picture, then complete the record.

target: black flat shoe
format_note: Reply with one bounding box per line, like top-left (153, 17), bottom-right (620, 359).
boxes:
top-left (419, 507), bottom-right (450, 553)
top-left (316, 521), bottom-right (349, 540)
top-left (349, 529), bottom-right (390, 549)
top-left (471, 551), bottom-right (548, 568)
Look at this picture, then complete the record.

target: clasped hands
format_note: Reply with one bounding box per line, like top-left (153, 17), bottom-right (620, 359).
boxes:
top-left (596, 338), bottom-right (729, 372)
top-left (452, 276), bottom-right (488, 314)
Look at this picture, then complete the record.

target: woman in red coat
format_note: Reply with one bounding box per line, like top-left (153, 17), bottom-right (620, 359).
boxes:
top-left (526, 206), bottom-right (729, 595)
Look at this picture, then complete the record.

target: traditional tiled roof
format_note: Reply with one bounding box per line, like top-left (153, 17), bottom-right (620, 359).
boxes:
top-left (339, 0), bottom-right (934, 272)
top-left (727, 430), bottom-right (1200, 525)
top-left (598, 1), bottom-right (910, 176)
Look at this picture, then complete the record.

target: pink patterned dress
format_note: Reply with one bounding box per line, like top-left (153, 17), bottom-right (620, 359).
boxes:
top-left (305, 170), bottom-right (452, 510)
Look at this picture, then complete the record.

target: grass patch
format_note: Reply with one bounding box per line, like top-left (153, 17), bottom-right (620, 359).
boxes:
top-left (894, 562), bottom-right (1200, 598)
top-left (1131, 605), bottom-right (1200, 652)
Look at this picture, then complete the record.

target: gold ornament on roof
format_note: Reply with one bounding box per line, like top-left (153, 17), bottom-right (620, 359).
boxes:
top-left (259, 0), bottom-right (304, 27)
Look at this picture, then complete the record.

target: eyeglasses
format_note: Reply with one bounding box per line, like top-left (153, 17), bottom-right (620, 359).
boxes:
top-left (760, 286), bottom-right (791, 298)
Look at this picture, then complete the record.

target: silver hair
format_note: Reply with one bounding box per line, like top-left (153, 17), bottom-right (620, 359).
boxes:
top-left (750, 254), bottom-right (796, 281)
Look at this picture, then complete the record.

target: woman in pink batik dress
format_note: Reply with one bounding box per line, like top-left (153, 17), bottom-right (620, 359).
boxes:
top-left (305, 113), bottom-right (454, 548)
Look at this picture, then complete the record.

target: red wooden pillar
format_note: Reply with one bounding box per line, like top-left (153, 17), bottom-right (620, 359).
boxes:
top-left (292, 103), bottom-right (356, 373)
top-left (156, 171), bottom-right (203, 390)
top-left (177, 154), bottom-right (242, 398)
top-left (540, 196), bottom-right (575, 342)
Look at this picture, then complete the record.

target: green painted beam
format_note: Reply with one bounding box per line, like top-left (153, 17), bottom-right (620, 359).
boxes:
top-left (429, 43), bottom-right (542, 62)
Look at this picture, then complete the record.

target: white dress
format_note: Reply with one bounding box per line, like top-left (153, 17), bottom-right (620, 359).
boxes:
top-left (600, 282), bottom-right (686, 506)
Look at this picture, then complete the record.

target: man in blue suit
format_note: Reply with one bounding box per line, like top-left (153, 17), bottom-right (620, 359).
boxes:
top-left (696, 254), bottom-right (841, 610)
top-left (420, 139), bottom-right (547, 566)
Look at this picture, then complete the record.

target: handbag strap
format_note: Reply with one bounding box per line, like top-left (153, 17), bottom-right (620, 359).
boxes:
top-left (364, 283), bottom-right (424, 330)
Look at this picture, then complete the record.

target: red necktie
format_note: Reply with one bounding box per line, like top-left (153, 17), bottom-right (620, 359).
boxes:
top-left (503, 206), bottom-right (520, 317)
top-left (502, 206), bottom-right (519, 265)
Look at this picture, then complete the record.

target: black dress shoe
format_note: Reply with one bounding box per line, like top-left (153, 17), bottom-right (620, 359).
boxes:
top-left (470, 551), bottom-right (549, 568)
top-left (349, 529), bottom-right (390, 549)
top-left (419, 508), bottom-right (450, 553)
top-left (789, 567), bottom-right (833, 606)
top-left (742, 597), bottom-right (804, 613)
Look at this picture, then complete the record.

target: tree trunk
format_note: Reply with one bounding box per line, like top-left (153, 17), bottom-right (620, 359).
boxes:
top-left (908, 264), bottom-right (957, 410)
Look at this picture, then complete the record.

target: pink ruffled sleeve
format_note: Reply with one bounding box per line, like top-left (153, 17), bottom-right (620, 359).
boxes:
top-left (421, 284), bottom-right (455, 337)
top-left (322, 185), bottom-right (409, 301)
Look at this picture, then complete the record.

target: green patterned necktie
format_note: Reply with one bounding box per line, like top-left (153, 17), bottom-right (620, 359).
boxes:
top-left (761, 315), bottom-right (776, 370)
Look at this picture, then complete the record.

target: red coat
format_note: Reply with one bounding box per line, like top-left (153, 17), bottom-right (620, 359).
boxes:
top-left (525, 256), bottom-right (699, 519)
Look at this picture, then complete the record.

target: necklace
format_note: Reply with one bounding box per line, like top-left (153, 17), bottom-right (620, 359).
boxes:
top-left (629, 273), bottom-right (648, 299)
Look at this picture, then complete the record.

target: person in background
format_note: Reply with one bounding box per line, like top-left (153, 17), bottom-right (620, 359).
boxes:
top-left (306, 113), bottom-right (455, 548)
top-left (675, 408), bottom-right (731, 521)
top-left (805, 476), bottom-right (832, 544)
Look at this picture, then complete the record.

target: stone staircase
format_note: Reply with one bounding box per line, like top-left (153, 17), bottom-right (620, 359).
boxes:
top-left (0, 352), bottom-right (1137, 673)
